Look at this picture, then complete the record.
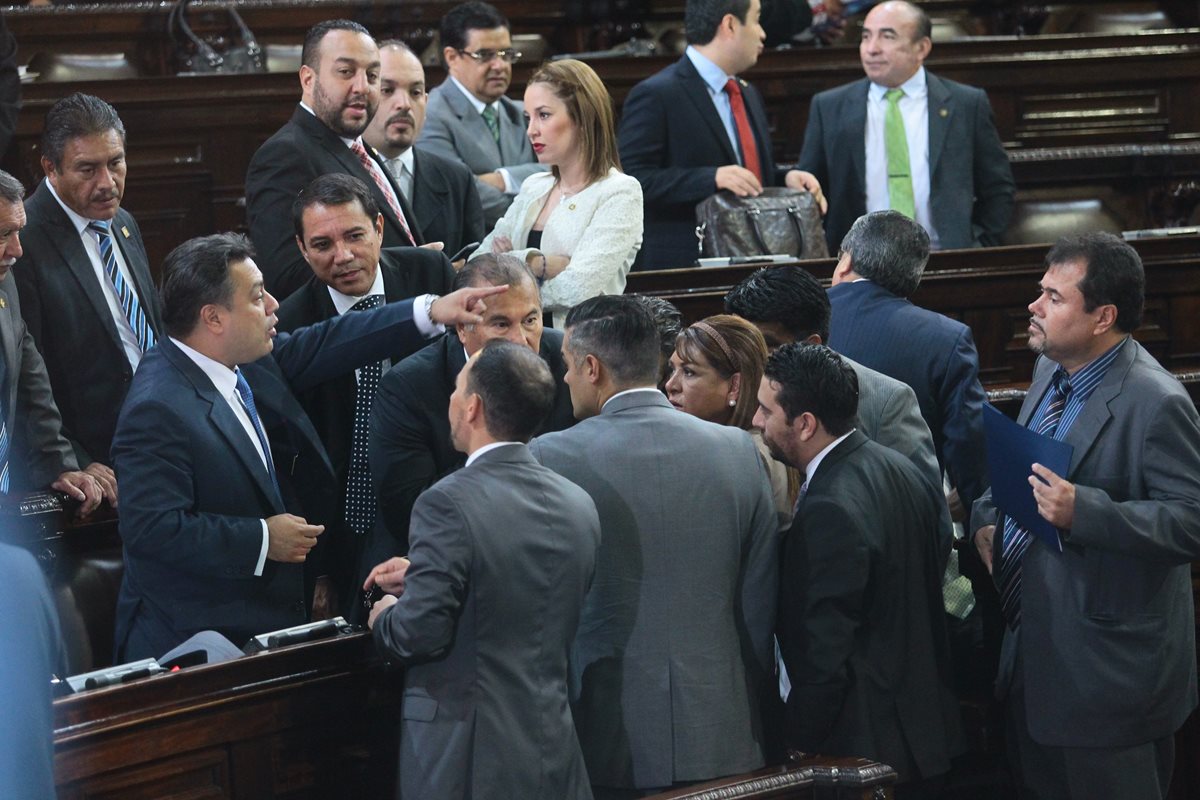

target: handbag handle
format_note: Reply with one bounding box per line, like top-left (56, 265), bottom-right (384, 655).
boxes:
top-left (169, 0), bottom-right (264, 71)
top-left (743, 207), bottom-right (771, 255)
top-left (786, 204), bottom-right (807, 254)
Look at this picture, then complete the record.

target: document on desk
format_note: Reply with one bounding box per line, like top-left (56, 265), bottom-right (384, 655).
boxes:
top-left (983, 404), bottom-right (1072, 553)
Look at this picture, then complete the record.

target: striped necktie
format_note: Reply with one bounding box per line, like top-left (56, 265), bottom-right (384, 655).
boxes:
top-left (997, 369), bottom-right (1071, 629)
top-left (88, 220), bottom-right (155, 353)
top-left (344, 294), bottom-right (384, 536)
top-left (883, 88), bottom-right (916, 219)
top-left (350, 140), bottom-right (415, 244)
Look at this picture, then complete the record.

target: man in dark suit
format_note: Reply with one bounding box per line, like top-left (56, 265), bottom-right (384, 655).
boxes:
top-left (368, 253), bottom-right (574, 559)
top-left (246, 19), bottom-right (423, 300)
top-left (971, 233), bottom-right (1200, 799)
top-left (417, 2), bottom-right (546, 227)
top-left (757, 342), bottom-right (961, 793)
top-left (0, 169), bottom-right (103, 512)
top-left (277, 173), bottom-right (456, 608)
top-left (529, 296), bottom-right (777, 796)
top-left (111, 232), bottom-right (502, 660)
top-left (617, 0), bottom-right (824, 270)
top-left (828, 210), bottom-right (988, 512)
top-left (14, 94), bottom-right (159, 496)
top-left (363, 40), bottom-right (484, 260)
top-left (367, 340), bottom-right (598, 800)
top-left (798, 0), bottom-right (1014, 252)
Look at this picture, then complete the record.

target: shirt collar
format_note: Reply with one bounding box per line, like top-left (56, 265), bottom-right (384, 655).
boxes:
top-left (45, 180), bottom-right (105, 234)
top-left (804, 429), bottom-right (856, 487)
top-left (601, 387), bottom-right (663, 411)
top-left (686, 45), bottom-right (733, 96)
top-left (449, 75), bottom-right (492, 115)
top-left (326, 266), bottom-right (386, 316)
top-left (465, 440), bottom-right (523, 467)
top-left (1059, 336), bottom-right (1129, 402)
top-left (170, 336), bottom-right (238, 398)
top-left (868, 66), bottom-right (927, 102)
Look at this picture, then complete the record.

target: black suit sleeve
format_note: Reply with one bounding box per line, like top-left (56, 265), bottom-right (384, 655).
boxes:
top-left (245, 136), bottom-right (314, 299)
top-left (618, 80), bottom-right (720, 208)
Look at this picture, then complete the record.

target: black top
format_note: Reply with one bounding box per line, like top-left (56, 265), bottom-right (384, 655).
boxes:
top-left (527, 228), bottom-right (543, 250)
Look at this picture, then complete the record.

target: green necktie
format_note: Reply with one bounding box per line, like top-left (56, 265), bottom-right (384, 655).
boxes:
top-left (481, 105), bottom-right (500, 144)
top-left (884, 88), bottom-right (915, 219)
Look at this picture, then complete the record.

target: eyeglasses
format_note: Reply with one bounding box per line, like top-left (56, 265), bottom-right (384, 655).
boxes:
top-left (456, 48), bottom-right (522, 64)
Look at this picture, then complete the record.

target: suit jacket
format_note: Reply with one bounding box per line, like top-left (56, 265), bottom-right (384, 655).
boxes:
top-left (275, 247), bottom-right (455, 597)
top-left (418, 81), bottom-right (547, 226)
top-left (246, 105), bottom-right (423, 299)
top-left (529, 391), bottom-right (778, 790)
top-left (368, 329), bottom-right (575, 560)
top-left (14, 180), bottom-right (163, 466)
top-left (409, 146), bottom-right (485, 257)
top-left (112, 300), bottom-right (430, 660)
top-left (829, 279), bottom-right (989, 511)
top-left (797, 72), bottom-right (1015, 252)
top-left (779, 431), bottom-right (961, 782)
top-left (373, 444), bottom-right (599, 800)
top-left (618, 55), bottom-right (785, 270)
top-left (0, 273), bottom-right (76, 490)
top-left (971, 341), bottom-right (1200, 748)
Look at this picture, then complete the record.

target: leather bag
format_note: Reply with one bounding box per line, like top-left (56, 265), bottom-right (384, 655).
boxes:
top-left (695, 188), bottom-right (829, 259)
top-left (168, 0), bottom-right (266, 75)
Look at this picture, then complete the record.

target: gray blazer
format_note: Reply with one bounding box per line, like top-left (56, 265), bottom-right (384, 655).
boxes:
top-left (418, 80), bottom-right (547, 225)
top-left (971, 340), bottom-right (1200, 747)
top-left (0, 274), bottom-right (75, 490)
top-left (530, 391), bottom-right (778, 790)
top-left (373, 444), bottom-right (599, 800)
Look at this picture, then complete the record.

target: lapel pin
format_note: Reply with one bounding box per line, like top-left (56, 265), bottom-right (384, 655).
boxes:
top-left (121, 226), bottom-right (131, 238)
top-left (939, 108), bottom-right (949, 118)
top-left (0, 297), bottom-right (6, 309)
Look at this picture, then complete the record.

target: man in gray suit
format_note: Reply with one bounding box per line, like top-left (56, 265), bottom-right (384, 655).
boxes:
top-left (367, 339), bottom-right (599, 800)
top-left (529, 296), bottom-right (777, 797)
top-left (418, 1), bottom-right (546, 226)
top-left (971, 232), bottom-right (1200, 799)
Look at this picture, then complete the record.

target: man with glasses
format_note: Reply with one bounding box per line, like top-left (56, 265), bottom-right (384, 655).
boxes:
top-left (418, 2), bottom-right (547, 226)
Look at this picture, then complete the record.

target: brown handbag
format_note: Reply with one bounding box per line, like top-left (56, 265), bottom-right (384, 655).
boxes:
top-left (695, 188), bottom-right (829, 259)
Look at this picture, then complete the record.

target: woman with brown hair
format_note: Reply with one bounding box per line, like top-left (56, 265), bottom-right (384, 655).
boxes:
top-left (472, 58), bottom-right (642, 323)
top-left (665, 314), bottom-right (799, 527)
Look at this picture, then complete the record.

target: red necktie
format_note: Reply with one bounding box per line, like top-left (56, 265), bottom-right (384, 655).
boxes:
top-left (724, 78), bottom-right (762, 182)
top-left (351, 139), bottom-right (414, 244)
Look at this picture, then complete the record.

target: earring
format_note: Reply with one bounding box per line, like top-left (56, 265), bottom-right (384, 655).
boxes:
top-left (728, 399), bottom-right (736, 407)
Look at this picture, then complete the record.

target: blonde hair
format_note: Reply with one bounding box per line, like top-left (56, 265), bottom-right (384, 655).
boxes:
top-left (528, 59), bottom-right (621, 184)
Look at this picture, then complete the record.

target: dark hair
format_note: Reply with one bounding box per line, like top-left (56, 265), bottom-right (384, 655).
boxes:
top-left (632, 295), bottom-right (683, 364)
top-left (302, 19), bottom-right (373, 70)
top-left (467, 340), bottom-right (556, 442)
top-left (293, 173), bottom-right (380, 239)
top-left (41, 93), bottom-right (126, 169)
top-left (0, 170), bottom-right (24, 205)
top-left (725, 265), bottom-right (830, 343)
top-left (685, 0), bottom-right (752, 45)
top-left (527, 59), bottom-right (621, 184)
top-left (764, 343), bottom-right (859, 436)
top-left (455, 252), bottom-right (539, 300)
top-left (1045, 232), bottom-right (1145, 333)
top-left (441, 1), bottom-right (510, 53)
top-left (160, 233), bottom-right (255, 338)
top-left (839, 210), bottom-right (930, 298)
top-left (675, 314), bottom-right (768, 429)
top-left (563, 295), bottom-right (660, 386)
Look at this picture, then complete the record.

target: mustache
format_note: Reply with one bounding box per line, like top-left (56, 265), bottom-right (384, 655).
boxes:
top-left (386, 111), bottom-right (414, 126)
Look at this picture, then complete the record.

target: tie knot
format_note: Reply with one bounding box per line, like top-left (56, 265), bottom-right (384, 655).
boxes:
top-left (351, 294), bottom-right (384, 312)
top-left (87, 220), bottom-right (111, 235)
top-left (1052, 369), bottom-right (1072, 398)
top-left (724, 78), bottom-right (743, 97)
top-left (885, 88), bottom-right (905, 104)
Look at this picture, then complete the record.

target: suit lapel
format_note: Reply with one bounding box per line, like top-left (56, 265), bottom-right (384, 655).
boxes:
top-left (496, 96), bottom-right (528, 165)
top-left (441, 82), bottom-right (502, 160)
top-left (410, 149), bottom-right (449, 221)
top-left (674, 57), bottom-right (738, 165)
top-left (0, 282), bottom-right (16, 416)
top-left (926, 74), bottom-right (953, 177)
top-left (1059, 344), bottom-right (1134, 478)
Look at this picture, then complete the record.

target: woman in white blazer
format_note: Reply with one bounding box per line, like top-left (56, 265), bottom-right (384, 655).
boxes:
top-left (471, 59), bottom-right (643, 324)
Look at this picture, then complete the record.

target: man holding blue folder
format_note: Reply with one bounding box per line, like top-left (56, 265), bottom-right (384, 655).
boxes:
top-left (971, 232), bottom-right (1200, 800)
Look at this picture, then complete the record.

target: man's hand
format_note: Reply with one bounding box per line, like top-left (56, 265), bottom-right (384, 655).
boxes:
top-left (419, 241), bottom-right (446, 252)
top-left (477, 171), bottom-right (506, 191)
top-left (784, 169), bottom-right (828, 215)
top-left (974, 524), bottom-right (995, 574)
top-left (364, 556), bottom-right (411, 596)
top-left (52, 470), bottom-right (103, 516)
top-left (367, 592), bottom-right (398, 629)
top-left (715, 165), bottom-right (763, 197)
top-left (311, 575), bottom-right (336, 620)
top-left (429, 284), bottom-right (508, 326)
top-left (1030, 463), bottom-right (1075, 529)
top-left (266, 514), bottom-right (324, 563)
top-left (83, 462), bottom-right (119, 508)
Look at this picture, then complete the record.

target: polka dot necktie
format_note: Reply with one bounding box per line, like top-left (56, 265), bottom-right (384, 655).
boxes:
top-left (345, 294), bottom-right (384, 536)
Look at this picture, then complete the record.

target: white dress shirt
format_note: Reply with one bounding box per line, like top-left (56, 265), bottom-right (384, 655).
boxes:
top-left (449, 76), bottom-right (518, 194)
top-left (46, 181), bottom-right (146, 370)
top-left (171, 337), bottom-right (272, 576)
top-left (465, 440), bottom-right (522, 467)
top-left (326, 269), bottom-right (443, 381)
top-left (864, 67), bottom-right (940, 249)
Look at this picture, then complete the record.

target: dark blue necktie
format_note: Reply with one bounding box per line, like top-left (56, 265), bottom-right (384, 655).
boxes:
top-left (345, 294), bottom-right (384, 536)
top-left (88, 220), bottom-right (155, 354)
top-left (234, 368), bottom-right (281, 500)
top-left (998, 369), bottom-right (1071, 629)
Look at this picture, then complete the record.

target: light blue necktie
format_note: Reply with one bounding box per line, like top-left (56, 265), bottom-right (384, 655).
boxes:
top-left (88, 220), bottom-right (155, 354)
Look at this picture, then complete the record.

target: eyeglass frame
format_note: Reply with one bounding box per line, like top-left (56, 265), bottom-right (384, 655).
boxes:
top-left (455, 47), bottom-right (522, 64)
